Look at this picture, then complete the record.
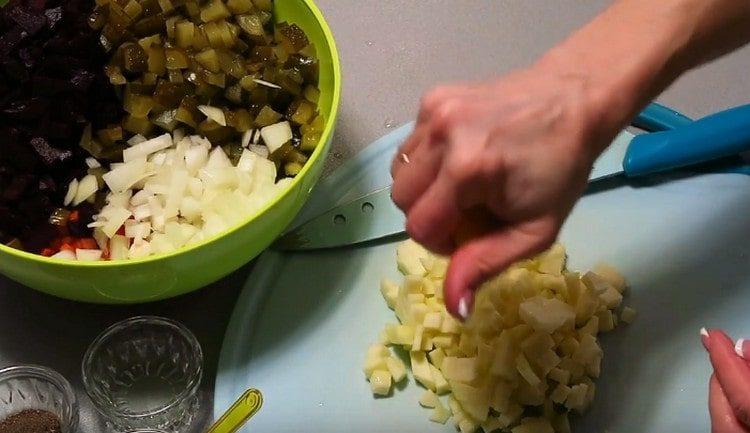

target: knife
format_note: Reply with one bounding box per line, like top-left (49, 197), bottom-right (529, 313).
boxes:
top-left (274, 103), bottom-right (750, 251)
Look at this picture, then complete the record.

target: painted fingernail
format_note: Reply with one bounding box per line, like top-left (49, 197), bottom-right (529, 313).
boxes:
top-left (735, 338), bottom-right (750, 360)
top-left (457, 296), bottom-right (470, 321)
top-left (701, 327), bottom-right (709, 349)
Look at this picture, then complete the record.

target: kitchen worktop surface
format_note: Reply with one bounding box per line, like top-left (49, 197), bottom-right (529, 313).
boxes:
top-left (1, 1), bottom-right (749, 431)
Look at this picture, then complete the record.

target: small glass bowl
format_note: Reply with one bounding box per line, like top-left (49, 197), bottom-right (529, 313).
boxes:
top-left (0, 365), bottom-right (79, 432)
top-left (82, 316), bottom-right (203, 432)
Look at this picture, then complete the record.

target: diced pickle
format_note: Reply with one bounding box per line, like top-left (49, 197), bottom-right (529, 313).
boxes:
top-left (165, 16), bottom-right (179, 39)
top-left (227, 0), bottom-right (253, 14)
top-left (201, 0), bottom-right (231, 23)
top-left (158, 0), bottom-right (174, 13)
top-left (278, 23), bottom-right (309, 52)
top-left (124, 93), bottom-right (155, 118)
top-left (146, 46), bottom-right (166, 75)
top-left (195, 48), bottom-right (221, 72)
top-left (300, 131), bottom-right (321, 152)
top-left (121, 43), bottom-right (148, 73)
top-left (284, 161), bottom-right (303, 176)
top-left (288, 99), bottom-right (315, 125)
top-left (97, 126), bottom-right (124, 145)
top-left (165, 48), bottom-right (189, 69)
top-left (123, 0), bottom-right (144, 20)
top-left (94, 0), bottom-right (321, 171)
top-left (175, 21), bottom-right (195, 48)
top-left (252, 0), bottom-right (272, 11)
top-left (133, 14), bottom-right (164, 37)
top-left (153, 81), bottom-right (188, 108)
top-left (303, 85), bottom-right (320, 103)
top-left (224, 84), bottom-right (243, 104)
top-left (254, 105), bottom-right (282, 127)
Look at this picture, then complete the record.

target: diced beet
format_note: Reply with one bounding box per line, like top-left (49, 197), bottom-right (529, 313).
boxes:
top-left (70, 69), bottom-right (95, 91)
top-left (0, 27), bottom-right (28, 56)
top-left (37, 175), bottom-right (57, 193)
top-left (43, 6), bottom-right (62, 29)
top-left (3, 98), bottom-right (49, 119)
top-left (2, 174), bottom-right (33, 201)
top-left (30, 136), bottom-right (73, 166)
top-left (8, 6), bottom-right (46, 35)
top-left (17, 46), bottom-right (40, 69)
top-left (1, 59), bottom-right (28, 83)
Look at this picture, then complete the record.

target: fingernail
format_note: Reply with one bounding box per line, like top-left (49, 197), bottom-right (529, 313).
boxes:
top-left (400, 153), bottom-right (411, 164)
top-left (700, 327), bottom-right (709, 349)
top-left (735, 338), bottom-right (750, 360)
top-left (457, 295), bottom-right (470, 321)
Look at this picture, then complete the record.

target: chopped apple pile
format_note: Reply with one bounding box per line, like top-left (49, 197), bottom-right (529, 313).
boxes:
top-left (363, 240), bottom-right (635, 433)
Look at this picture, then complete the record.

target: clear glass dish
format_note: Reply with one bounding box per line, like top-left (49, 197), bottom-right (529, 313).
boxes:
top-left (0, 365), bottom-right (79, 433)
top-left (82, 316), bottom-right (203, 432)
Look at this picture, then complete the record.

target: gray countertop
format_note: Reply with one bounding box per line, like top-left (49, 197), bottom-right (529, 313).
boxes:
top-left (1, 1), bottom-right (749, 431)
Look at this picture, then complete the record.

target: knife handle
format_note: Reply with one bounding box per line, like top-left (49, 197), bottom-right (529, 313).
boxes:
top-left (624, 103), bottom-right (750, 177)
top-left (632, 102), bottom-right (692, 132)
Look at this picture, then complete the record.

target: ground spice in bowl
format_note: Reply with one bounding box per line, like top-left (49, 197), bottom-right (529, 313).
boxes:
top-left (0, 409), bottom-right (62, 433)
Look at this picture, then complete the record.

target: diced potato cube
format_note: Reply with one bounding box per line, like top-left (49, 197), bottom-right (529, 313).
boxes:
top-left (363, 356), bottom-right (387, 378)
top-left (396, 240), bottom-right (429, 276)
top-left (423, 312), bottom-right (442, 330)
top-left (441, 357), bottom-right (478, 383)
top-left (431, 364), bottom-right (450, 394)
top-left (519, 296), bottom-right (575, 333)
top-left (428, 348), bottom-right (446, 368)
top-left (548, 367), bottom-right (570, 384)
top-left (552, 413), bottom-right (571, 433)
top-left (433, 334), bottom-right (456, 349)
top-left (621, 306), bottom-right (637, 324)
top-left (491, 380), bottom-right (512, 412)
top-left (411, 351), bottom-right (434, 389)
top-left (458, 419), bottom-right (478, 433)
top-left (490, 331), bottom-right (518, 380)
top-left (497, 404), bottom-right (524, 428)
top-left (597, 309), bottom-right (615, 332)
top-left (515, 353), bottom-right (540, 387)
top-left (564, 383), bottom-right (588, 412)
top-left (409, 302), bottom-right (430, 325)
top-left (481, 417), bottom-right (504, 433)
top-left (380, 279), bottom-right (399, 309)
top-left (579, 316), bottom-right (599, 337)
top-left (385, 356), bottom-right (407, 383)
top-left (574, 288), bottom-right (599, 326)
top-left (511, 417), bottom-right (554, 433)
top-left (367, 344), bottom-right (390, 359)
top-left (458, 333), bottom-right (478, 357)
top-left (405, 275), bottom-right (423, 293)
top-left (599, 286), bottom-right (623, 308)
top-left (385, 324), bottom-right (415, 345)
top-left (593, 263), bottom-right (627, 292)
top-left (429, 399), bottom-right (451, 424)
top-left (558, 336), bottom-right (580, 357)
top-left (369, 369), bottom-right (392, 396)
top-left (422, 278), bottom-right (437, 295)
top-left (440, 314), bottom-right (462, 334)
top-left (550, 383), bottom-right (571, 403)
top-left (407, 293), bottom-right (425, 303)
top-left (419, 389), bottom-right (439, 408)
top-left (582, 271), bottom-right (611, 294)
top-left (412, 325), bottom-right (425, 351)
top-left (537, 243), bottom-right (566, 275)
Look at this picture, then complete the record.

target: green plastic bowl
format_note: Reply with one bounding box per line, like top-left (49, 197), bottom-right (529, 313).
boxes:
top-left (0, 0), bottom-right (341, 304)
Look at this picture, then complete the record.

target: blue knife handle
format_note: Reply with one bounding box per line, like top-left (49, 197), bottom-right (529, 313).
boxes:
top-left (633, 102), bottom-right (693, 132)
top-left (624, 104), bottom-right (750, 177)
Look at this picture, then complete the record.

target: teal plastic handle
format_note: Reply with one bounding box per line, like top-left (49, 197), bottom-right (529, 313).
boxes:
top-left (633, 102), bottom-right (692, 132)
top-left (624, 104), bottom-right (750, 177)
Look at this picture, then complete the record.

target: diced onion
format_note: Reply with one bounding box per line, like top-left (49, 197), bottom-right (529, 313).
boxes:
top-left (75, 248), bottom-right (103, 261)
top-left (122, 133), bottom-right (173, 163)
top-left (260, 121), bottom-right (292, 154)
top-left (198, 105), bottom-right (227, 126)
top-left (253, 78), bottom-right (281, 89)
top-left (85, 157), bottom-right (101, 168)
top-left (63, 178), bottom-right (78, 206)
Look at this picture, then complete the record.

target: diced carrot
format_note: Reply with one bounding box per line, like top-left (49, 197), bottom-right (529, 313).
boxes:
top-left (40, 248), bottom-right (56, 257)
top-left (76, 238), bottom-right (98, 250)
top-left (59, 243), bottom-right (75, 252)
top-left (68, 210), bottom-right (80, 222)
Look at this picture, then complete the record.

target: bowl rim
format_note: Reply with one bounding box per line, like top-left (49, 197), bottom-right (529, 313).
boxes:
top-left (0, 0), bottom-right (341, 268)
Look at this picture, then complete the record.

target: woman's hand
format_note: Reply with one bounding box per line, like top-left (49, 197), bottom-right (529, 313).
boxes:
top-left (703, 329), bottom-right (750, 432)
top-left (391, 0), bottom-right (750, 320)
top-left (390, 64), bottom-right (619, 319)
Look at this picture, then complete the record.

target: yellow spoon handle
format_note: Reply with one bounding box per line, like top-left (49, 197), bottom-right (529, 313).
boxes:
top-left (206, 388), bottom-right (263, 433)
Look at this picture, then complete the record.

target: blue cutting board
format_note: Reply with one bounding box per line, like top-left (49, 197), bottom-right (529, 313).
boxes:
top-left (215, 123), bottom-right (750, 433)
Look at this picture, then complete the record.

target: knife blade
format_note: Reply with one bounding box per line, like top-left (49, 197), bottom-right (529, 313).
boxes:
top-left (272, 132), bottom-right (634, 251)
top-left (274, 104), bottom-right (750, 251)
